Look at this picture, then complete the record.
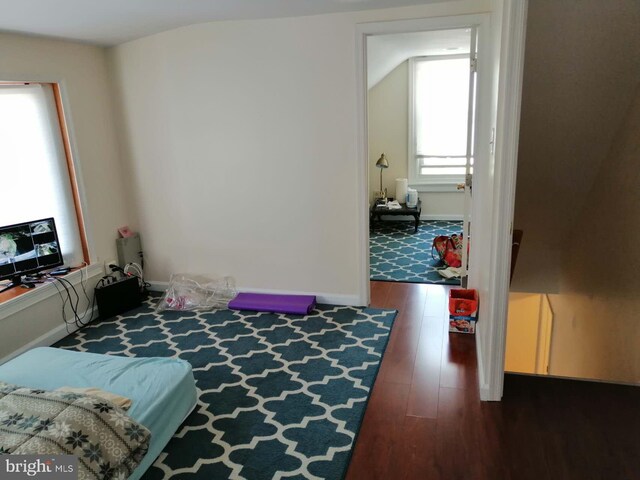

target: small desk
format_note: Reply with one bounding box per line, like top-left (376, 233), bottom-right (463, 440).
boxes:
top-left (370, 199), bottom-right (422, 233)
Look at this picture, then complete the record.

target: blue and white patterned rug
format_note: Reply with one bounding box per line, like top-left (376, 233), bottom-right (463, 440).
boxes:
top-left (370, 220), bottom-right (463, 284)
top-left (55, 296), bottom-right (396, 479)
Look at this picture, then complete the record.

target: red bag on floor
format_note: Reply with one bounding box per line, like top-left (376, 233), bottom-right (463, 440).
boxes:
top-left (432, 234), bottom-right (463, 268)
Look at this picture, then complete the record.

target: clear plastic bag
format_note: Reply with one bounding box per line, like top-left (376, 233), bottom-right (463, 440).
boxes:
top-left (155, 274), bottom-right (237, 312)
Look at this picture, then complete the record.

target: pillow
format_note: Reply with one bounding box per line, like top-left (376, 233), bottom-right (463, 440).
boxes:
top-left (55, 386), bottom-right (132, 410)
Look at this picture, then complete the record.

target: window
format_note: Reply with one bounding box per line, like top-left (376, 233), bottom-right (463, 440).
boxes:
top-left (408, 56), bottom-right (473, 187)
top-left (0, 83), bottom-right (87, 267)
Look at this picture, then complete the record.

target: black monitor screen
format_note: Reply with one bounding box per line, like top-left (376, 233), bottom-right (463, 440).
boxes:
top-left (0, 218), bottom-right (63, 280)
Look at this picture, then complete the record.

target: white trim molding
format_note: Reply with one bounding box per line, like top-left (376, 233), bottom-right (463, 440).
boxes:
top-left (356, 13), bottom-right (493, 311)
top-left (476, 328), bottom-right (491, 399)
top-left (358, 8), bottom-right (527, 403)
top-left (0, 263), bottom-right (104, 321)
top-left (411, 183), bottom-right (465, 193)
top-left (371, 214), bottom-right (463, 222)
top-left (355, 24), bottom-right (370, 308)
top-left (147, 281), bottom-right (363, 307)
top-left (479, 0), bottom-right (528, 401)
top-left (421, 214), bottom-right (464, 221)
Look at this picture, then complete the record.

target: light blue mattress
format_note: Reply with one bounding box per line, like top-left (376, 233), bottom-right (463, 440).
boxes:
top-left (0, 347), bottom-right (197, 480)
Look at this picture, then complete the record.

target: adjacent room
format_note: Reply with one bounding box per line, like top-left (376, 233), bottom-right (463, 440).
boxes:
top-left (367, 29), bottom-right (468, 286)
top-left (0, 1), bottom-right (637, 479)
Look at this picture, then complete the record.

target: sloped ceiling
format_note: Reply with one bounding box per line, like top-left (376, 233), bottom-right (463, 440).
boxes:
top-left (511, 0), bottom-right (640, 292)
top-left (0, 0), bottom-right (451, 46)
top-left (367, 29), bottom-right (471, 89)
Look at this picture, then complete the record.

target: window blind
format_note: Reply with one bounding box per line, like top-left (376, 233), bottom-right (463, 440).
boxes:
top-left (0, 84), bottom-right (84, 267)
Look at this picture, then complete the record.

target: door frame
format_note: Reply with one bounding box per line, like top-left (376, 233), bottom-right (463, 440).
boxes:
top-left (355, 1), bottom-right (528, 401)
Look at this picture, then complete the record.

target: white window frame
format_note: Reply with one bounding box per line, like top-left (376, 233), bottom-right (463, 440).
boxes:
top-left (408, 54), bottom-right (471, 192)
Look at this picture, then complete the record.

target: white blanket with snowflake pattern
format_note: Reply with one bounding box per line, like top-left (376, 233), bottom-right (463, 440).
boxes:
top-left (0, 382), bottom-right (150, 480)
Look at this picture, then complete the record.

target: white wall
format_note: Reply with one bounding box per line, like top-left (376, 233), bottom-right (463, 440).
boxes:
top-left (503, 0), bottom-right (640, 386)
top-left (367, 60), bottom-right (464, 219)
top-left (505, 293), bottom-right (541, 373)
top-left (511, 0), bottom-right (640, 293)
top-left (0, 33), bottom-right (131, 360)
top-left (109, 1), bottom-right (490, 302)
top-left (505, 292), bottom-right (552, 374)
top-left (545, 84), bottom-right (640, 385)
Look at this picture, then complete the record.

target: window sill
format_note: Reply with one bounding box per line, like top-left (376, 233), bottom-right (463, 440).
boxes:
top-left (409, 183), bottom-right (464, 193)
top-left (0, 264), bottom-right (104, 321)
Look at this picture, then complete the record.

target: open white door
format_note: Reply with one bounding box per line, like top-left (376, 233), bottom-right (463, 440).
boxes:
top-left (356, 6), bottom-right (527, 400)
top-left (460, 27), bottom-right (478, 286)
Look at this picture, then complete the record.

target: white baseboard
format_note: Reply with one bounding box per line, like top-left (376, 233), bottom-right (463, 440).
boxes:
top-left (0, 306), bottom-right (98, 366)
top-left (479, 384), bottom-right (492, 401)
top-left (243, 287), bottom-right (363, 307)
top-left (475, 329), bottom-right (494, 401)
top-left (420, 214), bottom-right (464, 221)
top-left (373, 215), bottom-right (463, 221)
top-left (147, 281), bottom-right (364, 307)
top-left (146, 281), bottom-right (167, 292)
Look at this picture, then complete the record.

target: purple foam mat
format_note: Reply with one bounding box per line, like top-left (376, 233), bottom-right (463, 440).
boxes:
top-left (228, 293), bottom-right (316, 315)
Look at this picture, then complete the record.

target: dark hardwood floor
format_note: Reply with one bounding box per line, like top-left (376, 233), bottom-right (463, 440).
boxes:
top-left (346, 281), bottom-right (640, 480)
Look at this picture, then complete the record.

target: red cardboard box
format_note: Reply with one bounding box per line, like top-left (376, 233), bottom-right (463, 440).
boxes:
top-left (448, 289), bottom-right (478, 334)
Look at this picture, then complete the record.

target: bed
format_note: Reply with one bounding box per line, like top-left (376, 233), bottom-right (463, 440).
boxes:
top-left (0, 347), bottom-right (198, 480)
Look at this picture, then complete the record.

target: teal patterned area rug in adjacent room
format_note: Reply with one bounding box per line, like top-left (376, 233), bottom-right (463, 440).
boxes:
top-left (55, 296), bottom-right (397, 480)
top-left (370, 219), bottom-right (463, 285)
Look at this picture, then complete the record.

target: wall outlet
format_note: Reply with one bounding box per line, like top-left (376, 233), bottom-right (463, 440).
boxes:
top-left (104, 259), bottom-right (118, 272)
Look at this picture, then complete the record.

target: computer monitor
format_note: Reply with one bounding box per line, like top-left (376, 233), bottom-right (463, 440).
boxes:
top-left (0, 217), bottom-right (63, 293)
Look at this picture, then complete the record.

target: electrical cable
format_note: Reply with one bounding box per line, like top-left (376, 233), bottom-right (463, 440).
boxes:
top-left (48, 260), bottom-right (153, 333)
top-left (76, 262), bottom-right (92, 313)
top-left (49, 275), bottom-right (81, 333)
top-left (124, 262), bottom-right (145, 288)
top-left (49, 264), bottom-right (112, 332)
top-left (52, 276), bottom-right (81, 328)
top-left (51, 283), bottom-right (74, 334)
top-left (114, 262), bottom-right (149, 294)
top-left (124, 262), bottom-right (142, 279)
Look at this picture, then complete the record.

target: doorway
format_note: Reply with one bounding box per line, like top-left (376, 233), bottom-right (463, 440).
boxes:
top-left (366, 27), bottom-right (477, 286)
top-left (355, 7), bottom-right (529, 401)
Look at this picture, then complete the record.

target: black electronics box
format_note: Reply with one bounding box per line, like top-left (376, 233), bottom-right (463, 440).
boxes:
top-left (95, 276), bottom-right (143, 320)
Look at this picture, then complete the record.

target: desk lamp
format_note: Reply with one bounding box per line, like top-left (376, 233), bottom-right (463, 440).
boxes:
top-left (375, 153), bottom-right (389, 200)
